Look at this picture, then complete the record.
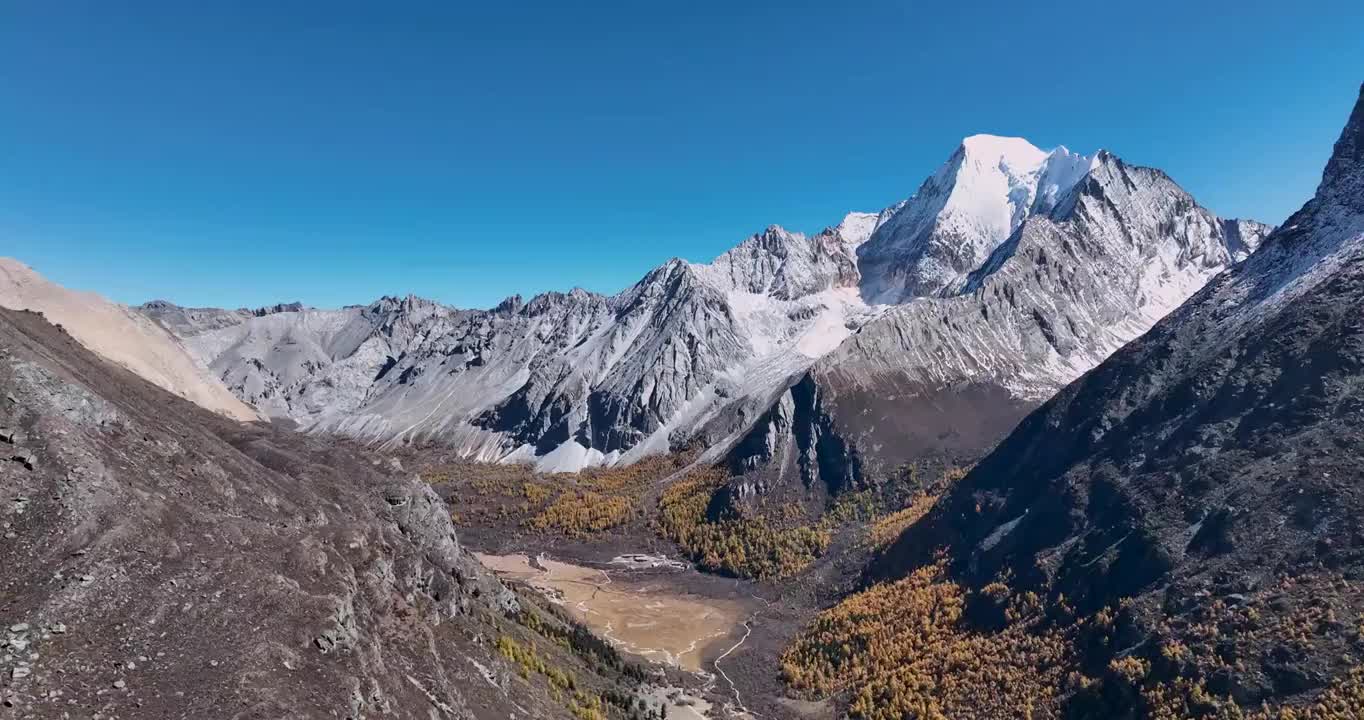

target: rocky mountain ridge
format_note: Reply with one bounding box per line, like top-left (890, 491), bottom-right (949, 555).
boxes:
top-left (139, 136), bottom-right (1270, 477)
top-left (0, 258), bottom-right (261, 422)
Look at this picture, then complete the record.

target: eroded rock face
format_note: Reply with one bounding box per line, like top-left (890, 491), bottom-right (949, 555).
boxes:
top-left (0, 307), bottom-right (589, 718)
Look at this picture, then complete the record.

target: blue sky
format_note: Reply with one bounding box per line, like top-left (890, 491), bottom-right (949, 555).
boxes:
top-left (2, 1), bottom-right (1361, 309)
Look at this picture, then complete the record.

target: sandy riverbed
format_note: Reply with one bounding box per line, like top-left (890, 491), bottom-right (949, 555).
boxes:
top-left (475, 552), bottom-right (747, 674)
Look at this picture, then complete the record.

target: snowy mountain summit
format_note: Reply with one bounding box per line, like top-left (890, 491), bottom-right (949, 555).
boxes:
top-left (142, 135), bottom-right (1270, 476)
top-left (858, 135), bottom-right (1096, 302)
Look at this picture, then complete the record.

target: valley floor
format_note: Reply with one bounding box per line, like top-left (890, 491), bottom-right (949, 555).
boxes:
top-left (399, 449), bottom-right (860, 719)
top-left (399, 435), bottom-right (1364, 720)
top-left (461, 526), bottom-right (826, 719)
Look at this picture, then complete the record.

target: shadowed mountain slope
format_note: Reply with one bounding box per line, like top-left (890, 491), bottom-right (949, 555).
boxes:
top-left (874, 83), bottom-right (1364, 714)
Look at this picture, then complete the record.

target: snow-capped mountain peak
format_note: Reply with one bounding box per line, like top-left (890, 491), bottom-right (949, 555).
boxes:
top-left (855, 135), bottom-right (1097, 302)
top-left (957, 133), bottom-right (1049, 167)
top-left (1034, 145), bottom-right (1099, 215)
top-left (830, 211), bottom-right (886, 249)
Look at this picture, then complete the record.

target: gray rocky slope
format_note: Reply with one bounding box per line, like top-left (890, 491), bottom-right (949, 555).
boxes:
top-left (0, 307), bottom-right (651, 718)
top-left (876, 84), bottom-right (1364, 712)
top-left (141, 137), bottom-right (1269, 482)
top-left (0, 259), bottom-right (262, 423)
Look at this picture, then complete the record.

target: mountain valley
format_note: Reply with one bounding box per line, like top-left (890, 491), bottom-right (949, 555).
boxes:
top-left (2, 84), bottom-right (1363, 720)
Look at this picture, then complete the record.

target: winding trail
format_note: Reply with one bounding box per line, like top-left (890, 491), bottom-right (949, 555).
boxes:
top-left (710, 586), bottom-right (774, 719)
top-left (711, 614), bottom-right (757, 716)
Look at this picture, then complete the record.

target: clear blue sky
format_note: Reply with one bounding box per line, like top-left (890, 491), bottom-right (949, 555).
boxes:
top-left (3, 1), bottom-right (1361, 309)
